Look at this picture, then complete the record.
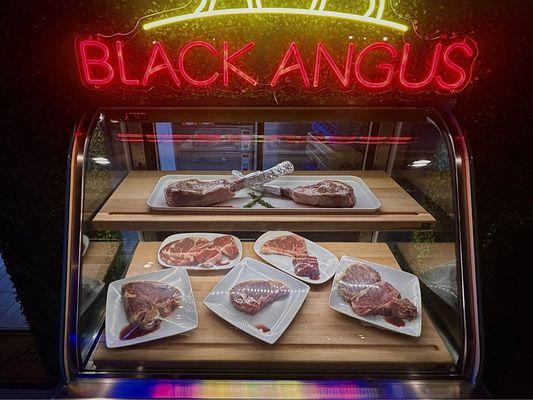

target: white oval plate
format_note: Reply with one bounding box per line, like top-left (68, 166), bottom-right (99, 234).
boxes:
top-left (329, 256), bottom-right (422, 337)
top-left (203, 257), bottom-right (310, 344)
top-left (158, 233), bottom-right (243, 271)
top-left (105, 268), bottom-right (198, 348)
top-left (254, 231), bottom-right (339, 285)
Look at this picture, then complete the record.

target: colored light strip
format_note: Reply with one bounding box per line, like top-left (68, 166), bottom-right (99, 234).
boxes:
top-left (142, 8), bottom-right (409, 32)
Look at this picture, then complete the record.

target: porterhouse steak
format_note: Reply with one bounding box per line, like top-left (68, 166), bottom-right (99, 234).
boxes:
top-left (230, 280), bottom-right (290, 315)
top-left (281, 180), bottom-right (356, 208)
top-left (120, 281), bottom-right (181, 340)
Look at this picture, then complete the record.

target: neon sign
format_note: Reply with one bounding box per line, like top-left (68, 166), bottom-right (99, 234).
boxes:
top-left (142, 0), bottom-right (409, 32)
top-left (77, 39), bottom-right (478, 93)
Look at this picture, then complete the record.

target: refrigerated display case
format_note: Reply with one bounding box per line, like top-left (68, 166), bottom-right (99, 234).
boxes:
top-left (62, 106), bottom-right (480, 396)
top-left (57, 0), bottom-right (484, 396)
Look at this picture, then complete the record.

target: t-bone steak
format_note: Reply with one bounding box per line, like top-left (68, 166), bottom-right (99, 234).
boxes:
top-left (229, 280), bottom-right (290, 315)
top-left (260, 234), bottom-right (308, 258)
top-left (281, 180), bottom-right (356, 208)
top-left (292, 256), bottom-right (320, 280)
top-left (337, 263), bottom-right (382, 302)
top-left (120, 281), bottom-right (181, 340)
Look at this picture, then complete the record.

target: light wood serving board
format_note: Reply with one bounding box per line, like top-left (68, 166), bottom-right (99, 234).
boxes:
top-left (92, 171), bottom-right (435, 232)
top-left (91, 242), bottom-right (453, 372)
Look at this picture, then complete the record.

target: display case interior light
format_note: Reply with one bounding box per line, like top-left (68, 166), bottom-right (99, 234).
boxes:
top-left (91, 157), bottom-right (111, 165)
top-left (408, 159), bottom-right (432, 168)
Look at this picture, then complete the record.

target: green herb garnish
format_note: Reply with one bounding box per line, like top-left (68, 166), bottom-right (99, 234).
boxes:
top-left (243, 192), bottom-right (275, 209)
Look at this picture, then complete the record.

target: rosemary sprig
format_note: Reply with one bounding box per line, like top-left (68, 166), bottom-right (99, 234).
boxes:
top-left (243, 192), bottom-right (274, 208)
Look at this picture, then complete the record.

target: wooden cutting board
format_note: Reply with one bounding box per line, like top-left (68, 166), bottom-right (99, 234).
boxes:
top-left (91, 242), bottom-right (453, 373)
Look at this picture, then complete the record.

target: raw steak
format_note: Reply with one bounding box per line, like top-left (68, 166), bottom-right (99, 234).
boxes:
top-left (292, 256), bottom-right (320, 280)
top-left (349, 282), bottom-right (400, 316)
top-left (164, 162), bottom-right (294, 207)
top-left (165, 179), bottom-right (236, 207)
top-left (260, 234), bottom-right (308, 258)
top-left (230, 280), bottom-right (290, 315)
top-left (159, 235), bottom-right (239, 267)
top-left (378, 297), bottom-right (418, 320)
top-left (159, 237), bottom-right (208, 266)
top-left (120, 281), bottom-right (181, 340)
top-left (213, 235), bottom-right (240, 259)
top-left (337, 263), bottom-right (381, 302)
top-left (281, 180), bottom-right (356, 208)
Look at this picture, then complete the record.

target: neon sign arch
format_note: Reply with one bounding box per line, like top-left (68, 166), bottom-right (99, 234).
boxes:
top-left (142, 0), bottom-right (409, 32)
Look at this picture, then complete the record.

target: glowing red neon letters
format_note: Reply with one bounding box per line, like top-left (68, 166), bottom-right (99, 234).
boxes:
top-left (77, 39), bottom-right (477, 93)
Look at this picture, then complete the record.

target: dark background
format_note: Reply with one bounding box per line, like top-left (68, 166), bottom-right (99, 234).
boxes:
top-left (0, 0), bottom-right (531, 397)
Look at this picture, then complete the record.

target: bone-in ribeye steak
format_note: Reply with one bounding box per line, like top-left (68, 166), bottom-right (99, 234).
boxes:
top-left (260, 234), bottom-right (308, 258)
top-left (337, 263), bottom-right (418, 326)
top-left (120, 281), bottom-right (181, 340)
top-left (281, 180), bottom-right (356, 208)
top-left (159, 235), bottom-right (239, 267)
top-left (230, 280), bottom-right (290, 315)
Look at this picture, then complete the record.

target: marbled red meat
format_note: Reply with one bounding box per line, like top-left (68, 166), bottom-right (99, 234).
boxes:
top-left (349, 282), bottom-right (401, 316)
top-left (281, 180), bottom-right (355, 208)
top-left (292, 256), bottom-right (320, 280)
top-left (337, 263), bottom-right (419, 326)
top-left (337, 263), bottom-right (382, 302)
top-left (120, 281), bottom-right (181, 340)
top-left (159, 235), bottom-right (239, 267)
top-left (260, 234), bottom-right (308, 258)
top-left (230, 280), bottom-right (290, 315)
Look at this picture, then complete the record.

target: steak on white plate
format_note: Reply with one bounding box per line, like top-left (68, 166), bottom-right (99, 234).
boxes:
top-left (159, 235), bottom-right (238, 267)
top-left (337, 262), bottom-right (419, 327)
top-left (120, 281), bottom-right (181, 340)
top-left (229, 280), bottom-right (290, 315)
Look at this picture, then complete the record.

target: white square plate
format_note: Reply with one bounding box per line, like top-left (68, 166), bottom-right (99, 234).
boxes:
top-left (254, 231), bottom-right (339, 285)
top-left (203, 257), bottom-right (310, 344)
top-left (158, 233), bottom-right (243, 271)
top-left (105, 269), bottom-right (198, 348)
top-left (329, 256), bottom-right (422, 337)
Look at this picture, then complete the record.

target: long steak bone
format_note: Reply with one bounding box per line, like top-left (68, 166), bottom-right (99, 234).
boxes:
top-left (165, 161), bottom-right (294, 207)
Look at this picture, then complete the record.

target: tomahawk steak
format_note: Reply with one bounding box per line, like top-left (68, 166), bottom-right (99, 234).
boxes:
top-left (281, 180), bottom-right (356, 208)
